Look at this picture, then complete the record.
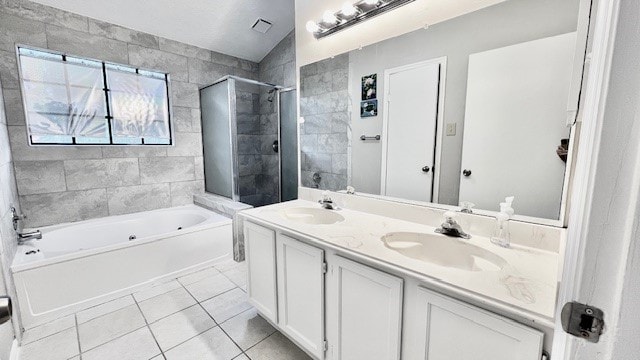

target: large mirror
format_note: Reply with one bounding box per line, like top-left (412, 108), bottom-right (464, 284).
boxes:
top-left (299, 0), bottom-right (589, 222)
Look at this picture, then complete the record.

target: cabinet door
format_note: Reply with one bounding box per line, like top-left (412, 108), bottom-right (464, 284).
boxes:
top-left (244, 222), bottom-right (277, 323)
top-left (277, 234), bottom-right (325, 359)
top-left (416, 287), bottom-right (544, 360)
top-left (327, 255), bottom-right (403, 360)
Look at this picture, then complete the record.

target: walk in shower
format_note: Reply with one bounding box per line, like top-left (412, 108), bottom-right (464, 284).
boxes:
top-left (200, 76), bottom-right (298, 207)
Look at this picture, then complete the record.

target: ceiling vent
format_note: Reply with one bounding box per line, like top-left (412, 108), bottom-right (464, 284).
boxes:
top-left (251, 18), bottom-right (273, 34)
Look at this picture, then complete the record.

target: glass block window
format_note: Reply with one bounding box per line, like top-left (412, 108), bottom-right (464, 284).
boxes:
top-left (17, 47), bottom-right (173, 146)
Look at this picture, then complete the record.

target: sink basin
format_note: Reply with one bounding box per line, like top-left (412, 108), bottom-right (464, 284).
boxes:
top-left (381, 232), bottom-right (507, 271)
top-left (280, 207), bottom-right (345, 225)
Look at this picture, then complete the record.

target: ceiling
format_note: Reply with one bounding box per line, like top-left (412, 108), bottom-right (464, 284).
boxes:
top-left (30, 0), bottom-right (295, 62)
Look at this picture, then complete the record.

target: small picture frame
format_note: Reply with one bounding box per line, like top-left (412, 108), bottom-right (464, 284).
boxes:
top-left (361, 74), bottom-right (377, 100)
top-left (360, 100), bottom-right (378, 118)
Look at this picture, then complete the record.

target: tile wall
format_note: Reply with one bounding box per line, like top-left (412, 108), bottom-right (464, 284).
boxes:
top-left (299, 53), bottom-right (350, 190)
top-left (0, 0), bottom-right (260, 227)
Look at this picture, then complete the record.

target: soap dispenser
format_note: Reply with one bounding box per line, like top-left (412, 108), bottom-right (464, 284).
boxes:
top-left (491, 196), bottom-right (514, 247)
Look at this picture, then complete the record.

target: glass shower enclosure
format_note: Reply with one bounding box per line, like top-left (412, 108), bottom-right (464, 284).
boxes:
top-left (200, 76), bottom-right (297, 207)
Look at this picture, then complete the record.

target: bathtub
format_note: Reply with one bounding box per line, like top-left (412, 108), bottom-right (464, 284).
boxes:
top-left (11, 205), bottom-right (233, 329)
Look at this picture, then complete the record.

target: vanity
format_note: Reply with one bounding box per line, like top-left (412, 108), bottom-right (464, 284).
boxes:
top-left (239, 0), bottom-right (592, 358)
top-left (239, 188), bottom-right (564, 360)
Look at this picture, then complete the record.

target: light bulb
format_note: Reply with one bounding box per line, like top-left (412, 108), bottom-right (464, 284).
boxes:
top-left (341, 2), bottom-right (358, 16)
top-left (364, 0), bottom-right (379, 5)
top-left (322, 10), bottom-right (338, 24)
top-left (306, 20), bottom-right (320, 33)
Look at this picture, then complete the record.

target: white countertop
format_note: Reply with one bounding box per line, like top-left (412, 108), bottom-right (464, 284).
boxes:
top-left (240, 200), bottom-right (560, 322)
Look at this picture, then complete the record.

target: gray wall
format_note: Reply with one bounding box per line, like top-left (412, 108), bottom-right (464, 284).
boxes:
top-left (299, 54), bottom-right (350, 190)
top-left (0, 0), bottom-right (259, 227)
top-left (0, 84), bottom-right (18, 349)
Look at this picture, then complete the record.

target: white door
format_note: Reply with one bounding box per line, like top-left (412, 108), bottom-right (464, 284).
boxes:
top-left (416, 287), bottom-right (544, 360)
top-left (381, 60), bottom-right (443, 202)
top-left (276, 234), bottom-right (325, 359)
top-left (459, 32), bottom-right (577, 219)
top-left (326, 255), bottom-right (403, 360)
top-left (244, 222), bottom-right (278, 323)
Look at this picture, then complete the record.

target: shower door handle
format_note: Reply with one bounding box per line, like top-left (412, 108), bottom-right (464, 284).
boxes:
top-left (272, 140), bottom-right (279, 153)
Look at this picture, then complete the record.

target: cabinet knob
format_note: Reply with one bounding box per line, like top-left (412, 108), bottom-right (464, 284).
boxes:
top-left (462, 169), bottom-right (472, 177)
top-left (422, 166), bottom-right (430, 173)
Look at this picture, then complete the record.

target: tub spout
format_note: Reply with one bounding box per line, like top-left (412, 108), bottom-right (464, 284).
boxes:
top-left (17, 230), bottom-right (42, 245)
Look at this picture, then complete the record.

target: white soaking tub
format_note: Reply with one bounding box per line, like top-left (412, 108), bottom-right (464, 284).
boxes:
top-left (11, 205), bottom-right (233, 328)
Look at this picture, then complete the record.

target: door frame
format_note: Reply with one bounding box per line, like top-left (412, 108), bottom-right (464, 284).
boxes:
top-left (380, 57), bottom-right (447, 202)
top-left (552, 0), bottom-right (622, 357)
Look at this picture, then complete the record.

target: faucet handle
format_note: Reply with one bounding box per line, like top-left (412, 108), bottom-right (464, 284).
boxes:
top-left (443, 211), bottom-right (457, 222)
top-left (10, 207), bottom-right (26, 231)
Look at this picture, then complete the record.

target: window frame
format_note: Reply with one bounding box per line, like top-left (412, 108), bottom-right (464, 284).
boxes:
top-left (15, 45), bottom-right (175, 147)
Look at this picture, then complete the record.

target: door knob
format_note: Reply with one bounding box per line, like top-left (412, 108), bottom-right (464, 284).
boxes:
top-left (422, 166), bottom-right (430, 173)
top-left (462, 169), bottom-right (472, 177)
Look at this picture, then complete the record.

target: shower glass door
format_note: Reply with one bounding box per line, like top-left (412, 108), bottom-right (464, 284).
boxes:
top-left (279, 89), bottom-right (298, 201)
top-left (200, 80), bottom-right (237, 199)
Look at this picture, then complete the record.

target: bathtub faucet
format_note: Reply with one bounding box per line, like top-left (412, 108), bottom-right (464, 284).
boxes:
top-left (17, 230), bottom-right (42, 245)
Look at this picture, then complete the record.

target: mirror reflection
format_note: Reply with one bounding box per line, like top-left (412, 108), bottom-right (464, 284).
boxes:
top-left (299, 0), bottom-right (584, 221)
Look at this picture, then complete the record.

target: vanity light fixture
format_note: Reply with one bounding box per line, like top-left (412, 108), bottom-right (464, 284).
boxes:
top-left (307, 0), bottom-right (416, 39)
top-left (341, 2), bottom-right (359, 17)
top-left (322, 10), bottom-right (339, 25)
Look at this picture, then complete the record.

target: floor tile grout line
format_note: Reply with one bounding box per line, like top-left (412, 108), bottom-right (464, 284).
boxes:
top-left (193, 285), bottom-right (241, 305)
top-left (134, 281), bottom-right (184, 304)
top-left (78, 323), bottom-right (149, 355)
top-left (143, 281), bottom-right (223, 355)
top-left (76, 294), bottom-right (137, 325)
top-left (156, 322), bottom-right (220, 355)
top-left (219, 268), bottom-right (246, 289)
top-left (22, 294), bottom-right (140, 348)
top-left (242, 331), bottom-right (279, 354)
top-left (76, 293), bottom-right (134, 318)
top-left (133, 295), bottom-right (167, 359)
top-left (177, 280), bottom-right (247, 355)
top-left (144, 304), bottom-right (199, 327)
top-left (20, 321), bottom-right (77, 347)
top-left (22, 264), bottom-right (246, 358)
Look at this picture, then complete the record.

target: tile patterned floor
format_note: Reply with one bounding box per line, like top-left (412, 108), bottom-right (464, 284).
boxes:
top-left (18, 259), bottom-right (312, 360)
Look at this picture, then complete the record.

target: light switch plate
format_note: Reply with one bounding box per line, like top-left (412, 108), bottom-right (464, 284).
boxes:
top-left (446, 123), bottom-right (456, 136)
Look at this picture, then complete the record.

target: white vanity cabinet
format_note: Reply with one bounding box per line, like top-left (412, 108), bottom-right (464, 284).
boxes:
top-left (276, 234), bottom-right (326, 359)
top-left (244, 220), bottom-right (545, 360)
top-left (325, 255), bottom-right (403, 360)
top-left (244, 222), bottom-right (278, 323)
top-left (414, 287), bottom-right (544, 360)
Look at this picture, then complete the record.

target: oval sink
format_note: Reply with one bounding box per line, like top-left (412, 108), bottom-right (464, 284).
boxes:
top-left (381, 232), bottom-right (507, 272)
top-left (280, 207), bottom-right (345, 225)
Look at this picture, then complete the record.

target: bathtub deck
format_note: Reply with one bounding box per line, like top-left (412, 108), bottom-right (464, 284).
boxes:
top-left (17, 259), bottom-right (311, 360)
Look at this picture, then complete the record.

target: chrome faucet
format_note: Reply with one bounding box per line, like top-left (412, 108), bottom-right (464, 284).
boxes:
top-left (318, 191), bottom-right (337, 210)
top-left (435, 211), bottom-right (471, 239)
top-left (11, 207), bottom-right (42, 244)
top-left (17, 230), bottom-right (42, 245)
